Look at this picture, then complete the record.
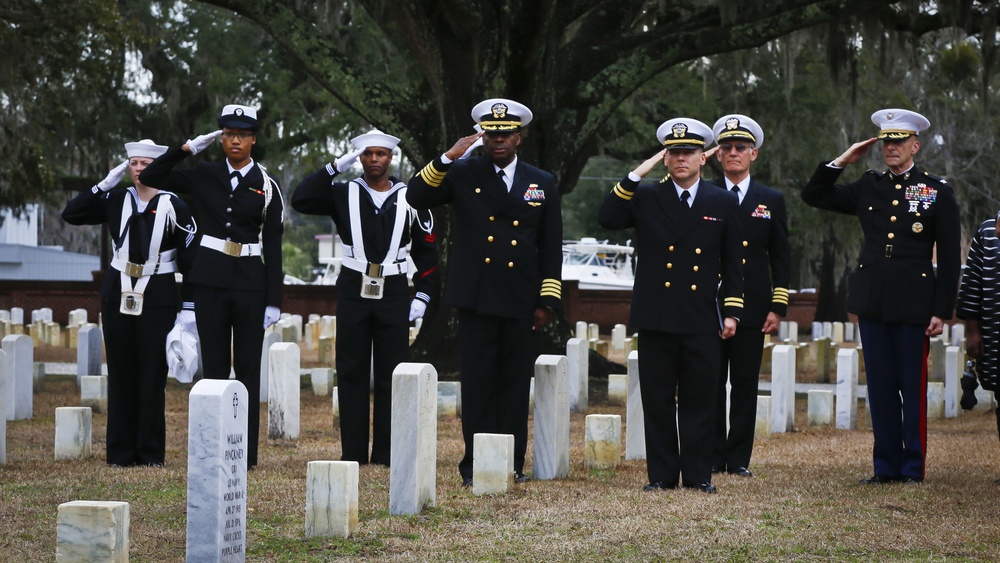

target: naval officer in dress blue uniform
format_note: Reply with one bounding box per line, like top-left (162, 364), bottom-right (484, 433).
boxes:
top-left (406, 98), bottom-right (563, 487)
top-left (801, 109), bottom-right (961, 484)
top-left (599, 118), bottom-right (745, 493)
top-left (140, 104), bottom-right (285, 469)
top-left (707, 115), bottom-right (791, 478)
top-left (292, 129), bottom-right (438, 466)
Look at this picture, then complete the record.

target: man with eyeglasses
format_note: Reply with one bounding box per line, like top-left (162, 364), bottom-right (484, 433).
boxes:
top-left (140, 103), bottom-right (285, 470)
top-left (801, 108), bottom-right (960, 485)
top-left (599, 118), bottom-right (744, 494)
top-left (706, 114), bottom-right (790, 479)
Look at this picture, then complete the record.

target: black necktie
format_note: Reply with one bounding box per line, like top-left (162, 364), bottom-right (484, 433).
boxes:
top-left (680, 190), bottom-right (690, 209)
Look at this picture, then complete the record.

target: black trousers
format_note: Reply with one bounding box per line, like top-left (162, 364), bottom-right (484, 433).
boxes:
top-left (457, 309), bottom-right (534, 480)
top-left (713, 327), bottom-right (766, 471)
top-left (637, 329), bottom-right (721, 486)
top-left (101, 300), bottom-right (175, 466)
top-left (195, 285), bottom-right (266, 468)
top-left (335, 288), bottom-right (409, 466)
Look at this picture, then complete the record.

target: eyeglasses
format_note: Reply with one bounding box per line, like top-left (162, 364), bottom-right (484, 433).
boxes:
top-left (720, 143), bottom-right (750, 153)
top-left (222, 131), bottom-right (254, 140)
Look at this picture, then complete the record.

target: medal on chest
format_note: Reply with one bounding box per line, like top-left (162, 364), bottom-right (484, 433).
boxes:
top-left (904, 183), bottom-right (937, 214)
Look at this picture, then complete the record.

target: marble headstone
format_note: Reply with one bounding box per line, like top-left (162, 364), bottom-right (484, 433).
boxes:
top-left (945, 346), bottom-right (961, 418)
top-left (755, 396), bottom-right (771, 439)
top-left (76, 324), bottom-right (102, 387)
top-left (3, 334), bottom-right (32, 420)
top-left (473, 433), bottom-right (514, 495)
top-left (769, 345), bottom-right (795, 433)
top-left (54, 407), bottom-right (92, 460)
top-left (566, 337), bottom-right (588, 412)
top-left (56, 500), bottom-right (129, 563)
top-left (80, 376), bottom-right (108, 414)
top-left (305, 460), bottom-right (359, 538)
top-left (584, 414), bottom-right (621, 469)
top-left (259, 331), bottom-right (281, 403)
top-left (836, 348), bottom-right (859, 430)
top-left (807, 390), bottom-right (833, 426)
top-left (533, 355), bottom-right (569, 480)
top-left (268, 342), bottom-right (300, 440)
top-left (389, 363), bottom-right (437, 515)
top-left (625, 350), bottom-right (645, 460)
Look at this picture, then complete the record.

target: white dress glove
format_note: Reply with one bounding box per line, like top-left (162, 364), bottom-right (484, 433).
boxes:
top-left (408, 299), bottom-right (427, 321)
top-left (96, 160), bottom-right (130, 191)
top-left (332, 147), bottom-right (365, 173)
top-left (178, 309), bottom-right (197, 332)
top-left (263, 306), bottom-right (281, 329)
top-left (186, 130), bottom-right (223, 155)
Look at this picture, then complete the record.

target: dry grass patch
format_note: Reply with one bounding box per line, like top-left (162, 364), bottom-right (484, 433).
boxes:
top-left (2, 361), bottom-right (1000, 561)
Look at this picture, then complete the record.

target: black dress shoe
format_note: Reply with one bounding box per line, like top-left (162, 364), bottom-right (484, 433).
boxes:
top-left (642, 481), bottom-right (677, 491)
top-left (684, 482), bottom-right (717, 494)
top-left (728, 467), bottom-right (753, 477)
top-left (461, 477), bottom-right (473, 488)
top-left (711, 465), bottom-right (725, 474)
top-left (860, 474), bottom-right (895, 485)
top-left (900, 477), bottom-right (923, 484)
top-left (514, 472), bottom-right (531, 484)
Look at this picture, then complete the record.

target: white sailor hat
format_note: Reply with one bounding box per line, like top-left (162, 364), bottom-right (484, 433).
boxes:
top-left (656, 118), bottom-right (714, 149)
top-left (712, 114), bottom-right (764, 148)
top-left (471, 98), bottom-right (533, 131)
top-left (124, 139), bottom-right (168, 159)
top-left (871, 108), bottom-right (929, 140)
top-left (350, 129), bottom-right (401, 151)
top-left (217, 104), bottom-right (261, 131)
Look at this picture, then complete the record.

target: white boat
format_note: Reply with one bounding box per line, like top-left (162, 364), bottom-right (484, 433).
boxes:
top-left (562, 237), bottom-right (634, 290)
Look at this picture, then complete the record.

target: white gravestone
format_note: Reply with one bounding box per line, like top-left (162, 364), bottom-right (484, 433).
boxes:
top-left (811, 322), bottom-right (822, 340)
top-left (533, 355), bottom-right (569, 480)
top-left (76, 324), bottom-right (102, 387)
top-left (778, 321), bottom-right (788, 342)
top-left (929, 337), bottom-right (946, 381)
top-left (11, 307), bottom-right (23, 326)
top-left (389, 363), bottom-right (437, 515)
top-left (331, 387), bottom-right (339, 423)
top-left (822, 321), bottom-right (832, 339)
top-left (587, 323), bottom-right (599, 341)
top-left (787, 320), bottom-right (799, 343)
top-left (305, 460), bottom-right (359, 539)
top-left (941, 323), bottom-right (950, 344)
top-left (844, 322), bottom-right (855, 343)
top-left (33, 361), bottom-right (45, 391)
top-left (611, 324), bottom-right (626, 351)
top-left (304, 321), bottom-right (318, 351)
top-left (56, 501), bottom-right (129, 563)
top-left (437, 381), bottom-right (461, 418)
top-left (575, 321), bottom-right (587, 340)
top-left (473, 433), bottom-right (514, 495)
top-left (836, 348), bottom-right (859, 430)
top-left (0, 349), bottom-right (5, 463)
top-left (80, 376), bottom-right (108, 414)
top-left (320, 315), bottom-right (336, 339)
top-left (55, 407), bottom-right (92, 460)
top-left (186, 379), bottom-right (248, 563)
top-left (3, 334), bottom-right (32, 420)
top-left (625, 350), bottom-right (645, 460)
top-left (268, 342), bottom-right (300, 440)
top-left (807, 390), bottom-right (833, 426)
top-left (832, 322), bottom-right (844, 344)
top-left (945, 346), bottom-right (961, 418)
top-left (289, 314), bottom-right (303, 343)
top-left (951, 324), bottom-right (965, 347)
top-left (815, 337), bottom-right (833, 383)
top-left (584, 414), bottom-right (622, 469)
top-left (769, 345), bottom-right (795, 433)
top-left (607, 374), bottom-right (627, 406)
top-left (755, 396), bottom-right (771, 439)
top-left (566, 337), bottom-right (588, 412)
top-left (927, 382), bottom-right (945, 419)
top-left (259, 331), bottom-right (281, 403)
top-left (311, 368), bottom-right (333, 397)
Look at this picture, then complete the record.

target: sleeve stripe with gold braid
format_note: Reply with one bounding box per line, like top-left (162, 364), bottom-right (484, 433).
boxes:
top-left (418, 162), bottom-right (447, 187)
top-left (772, 287), bottom-right (789, 305)
top-left (540, 279), bottom-right (562, 298)
top-left (723, 297), bottom-right (744, 308)
top-left (612, 182), bottom-right (634, 201)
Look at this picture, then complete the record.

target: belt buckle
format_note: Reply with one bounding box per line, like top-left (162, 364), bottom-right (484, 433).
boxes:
top-left (366, 263), bottom-right (384, 278)
top-left (223, 240), bottom-right (243, 257)
top-left (885, 244), bottom-right (893, 258)
top-left (124, 262), bottom-right (144, 277)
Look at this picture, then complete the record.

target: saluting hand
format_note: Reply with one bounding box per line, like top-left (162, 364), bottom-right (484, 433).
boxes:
top-left (96, 160), bottom-right (130, 192)
top-left (832, 137), bottom-right (878, 167)
top-left (703, 145), bottom-right (721, 160)
top-left (443, 132), bottom-right (485, 161)
top-left (332, 147), bottom-right (365, 173)
top-left (184, 130), bottom-right (223, 155)
top-left (631, 149), bottom-right (667, 179)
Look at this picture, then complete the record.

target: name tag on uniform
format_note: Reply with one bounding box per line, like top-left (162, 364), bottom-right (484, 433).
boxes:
top-left (361, 262), bottom-right (385, 300)
top-left (120, 291), bottom-right (144, 316)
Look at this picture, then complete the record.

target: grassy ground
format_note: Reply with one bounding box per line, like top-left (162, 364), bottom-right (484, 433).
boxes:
top-left (3, 344), bottom-right (1000, 561)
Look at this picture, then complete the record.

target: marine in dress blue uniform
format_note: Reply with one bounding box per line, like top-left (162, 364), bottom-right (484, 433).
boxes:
top-left (62, 139), bottom-right (197, 466)
top-left (598, 118), bottom-right (745, 493)
top-left (291, 129), bottom-right (438, 466)
top-left (706, 115), bottom-right (791, 477)
top-left (801, 109), bottom-right (961, 484)
top-left (406, 99), bottom-right (563, 486)
top-left (139, 105), bottom-right (285, 469)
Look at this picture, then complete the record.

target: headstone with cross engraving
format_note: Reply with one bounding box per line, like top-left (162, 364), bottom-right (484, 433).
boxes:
top-left (186, 379), bottom-right (248, 562)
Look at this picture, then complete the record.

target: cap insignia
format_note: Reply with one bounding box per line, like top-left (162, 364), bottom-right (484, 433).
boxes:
top-left (491, 103), bottom-right (508, 119)
top-left (672, 123), bottom-right (688, 138)
top-left (886, 112), bottom-right (894, 120)
top-left (234, 108), bottom-right (244, 116)
top-left (725, 118), bottom-right (740, 130)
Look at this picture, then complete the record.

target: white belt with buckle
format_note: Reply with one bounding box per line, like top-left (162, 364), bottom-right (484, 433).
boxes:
top-left (111, 249), bottom-right (177, 277)
top-left (342, 256), bottom-right (407, 276)
top-left (201, 235), bottom-right (262, 257)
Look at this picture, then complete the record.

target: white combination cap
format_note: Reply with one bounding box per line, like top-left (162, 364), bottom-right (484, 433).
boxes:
top-left (656, 118), bottom-right (714, 149)
top-left (712, 114), bottom-right (764, 148)
top-left (871, 108), bottom-right (930, 140)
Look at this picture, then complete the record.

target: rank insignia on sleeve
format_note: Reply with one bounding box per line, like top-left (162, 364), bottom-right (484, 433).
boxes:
top-left (524, 184), bottom-right (545, 206)
top-left (751, 204), bottom-right (771, 219)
